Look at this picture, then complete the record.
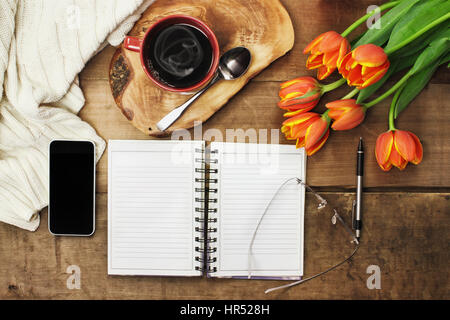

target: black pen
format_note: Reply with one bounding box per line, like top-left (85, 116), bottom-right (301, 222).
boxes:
top-left (353, 137), bottom-right (364, 242)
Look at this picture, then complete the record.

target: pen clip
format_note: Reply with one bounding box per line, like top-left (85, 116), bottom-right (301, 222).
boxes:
top-left (351, 200), bottom-right (356, 230)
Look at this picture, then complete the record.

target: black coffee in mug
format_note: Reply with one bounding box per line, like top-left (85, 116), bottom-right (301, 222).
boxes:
top-left (144, 24), bottom-right (213, 89)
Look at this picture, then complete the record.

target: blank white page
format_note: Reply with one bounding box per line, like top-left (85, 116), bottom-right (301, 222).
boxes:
top-left (210, 142), bottom-right (306, 279)
top-left (108, 140), bottom-right (204, 276)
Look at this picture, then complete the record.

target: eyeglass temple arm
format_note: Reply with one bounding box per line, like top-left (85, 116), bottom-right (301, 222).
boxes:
top-left (296, 178), bottom-right (358, 243)
top-left (296, 179), bottom-right (327, 209)
top-left (332, 209), bottom-right (359, 245)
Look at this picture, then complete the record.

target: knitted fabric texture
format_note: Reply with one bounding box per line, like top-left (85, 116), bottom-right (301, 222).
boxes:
top-left (0, 0), bottom-right (154, 231)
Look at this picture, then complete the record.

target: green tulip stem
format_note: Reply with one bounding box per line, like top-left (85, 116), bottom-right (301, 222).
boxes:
top-left (388, 83), bottom-right (406, 131)
top-left (385, 12), bottom-right (450, 55)
top-left (364, 73), bottom-right (410, 108)
top-left (322, 78), bottom-right (347, 93)
top-left (322, 109), bottom-right (331, 123)
top-left (341, 1), bottom-right (400, 38)
top-left (341, 88), bottom-right (359, 100)
top-left (388, 98), bottom-right (398, 131)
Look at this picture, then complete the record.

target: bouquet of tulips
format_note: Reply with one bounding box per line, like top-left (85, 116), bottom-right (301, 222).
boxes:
top-left (279, 0), bottom-right (449, 171)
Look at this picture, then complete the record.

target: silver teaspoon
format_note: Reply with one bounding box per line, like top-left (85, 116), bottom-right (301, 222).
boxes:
top-left (156, 46), bottom-right (252, 132)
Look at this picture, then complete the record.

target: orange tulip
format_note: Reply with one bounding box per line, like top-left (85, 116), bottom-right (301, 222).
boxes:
top-left (375, 130), bottom-right (423, 171)
top-left (338, 44), bottom-right (390, 89)
top-left (326, 99), bottom-right (366, 130)
top-left (281, 112), bottom-right (331, 156)
top-left (303, 31), bottom-right (350, 80)
top-left (278, 77), bottom-right (322, 116)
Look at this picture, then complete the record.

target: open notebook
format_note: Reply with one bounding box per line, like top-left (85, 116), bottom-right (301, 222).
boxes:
top-left (108, 140), bottom-right (306, 279)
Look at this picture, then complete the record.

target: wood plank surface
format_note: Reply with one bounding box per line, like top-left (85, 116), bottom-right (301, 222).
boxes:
top-left (79, 78), bottom-right (449, 190)
top-left (0, 0), bottom-right (448, 301)
top-left (77, 0), bottom-right (450, 189)
top-left (1, 193), bottom-right (448, 299)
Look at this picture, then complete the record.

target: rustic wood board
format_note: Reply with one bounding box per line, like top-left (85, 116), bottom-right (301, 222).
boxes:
top-left (109, 0), bottom-right (294, 136)
top-left (1, 193), bottom-right (448, 299)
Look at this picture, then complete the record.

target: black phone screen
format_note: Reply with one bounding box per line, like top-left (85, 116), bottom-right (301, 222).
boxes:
top-left (49, 140), bottom-right (95, 235)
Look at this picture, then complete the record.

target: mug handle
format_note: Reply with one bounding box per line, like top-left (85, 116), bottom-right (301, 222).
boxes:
top-left (123, 36), bottom-right (143, 52)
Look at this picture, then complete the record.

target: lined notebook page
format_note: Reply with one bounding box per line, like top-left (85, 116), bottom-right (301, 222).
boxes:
top-left (210, 142), bottom-right (306, 279)
top-left (108, 140), bottom-right (204, 276)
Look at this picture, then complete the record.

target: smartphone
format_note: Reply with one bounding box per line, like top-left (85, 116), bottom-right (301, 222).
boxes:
top-left (49, 140), bottom-right (96, 236)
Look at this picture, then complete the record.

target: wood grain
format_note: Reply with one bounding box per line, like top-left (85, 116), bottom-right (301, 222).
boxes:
top-left (1, 0), bottom-right (449, 301)
top-left (79, 79), bottom-right (450, 190)
top-left (76, 0), bottom-right (450, 189)
top-left (0, 193), bottom-right (448, 299)
top-left (109, 0), bottom-right (294, 136)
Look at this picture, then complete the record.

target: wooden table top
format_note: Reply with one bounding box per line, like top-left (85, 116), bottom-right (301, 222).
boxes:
top-left (0, 0), bottom-right (448, 299)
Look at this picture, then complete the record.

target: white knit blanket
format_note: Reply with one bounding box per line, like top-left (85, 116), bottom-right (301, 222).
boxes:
top-left (0, 0), bottom-right (154, 231)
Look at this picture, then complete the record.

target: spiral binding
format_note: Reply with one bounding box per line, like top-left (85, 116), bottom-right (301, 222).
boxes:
top-left (194, 147), bottom-right (205, 273)
top-left (194, 147), bottom-right (219, 274)
top-left (205, 147), bottom-right (219, 274)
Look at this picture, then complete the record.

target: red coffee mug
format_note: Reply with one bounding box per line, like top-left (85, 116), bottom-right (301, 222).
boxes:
top-left (123, 15), bottom-right (220, 93)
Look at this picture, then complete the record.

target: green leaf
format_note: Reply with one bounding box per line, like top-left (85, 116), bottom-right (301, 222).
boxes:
top-left (353, 0), bottom-right (421, 48)
top-left (395, 28), bottom-right (450, 71)
top-left (397, 0), bottom-right (444, 28)
top-left (386, 0), bottom-right (444, 50)
top-left (385, 0), bottom-right (450, 52)
top-left (392, 20), bottom-right (450, 58)
top-left (393, 51), bottom-right (450, 118)
top-left (439, 52), bottom-right (450, 65)
top-left (408, 34), bottom-right (450, 76)
top-left (395, 51), bottom-right (423, 71)
top-left (394, 60), bottom-right (440, 118)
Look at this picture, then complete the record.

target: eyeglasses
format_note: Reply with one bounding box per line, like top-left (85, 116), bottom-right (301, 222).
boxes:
top-left (247, 178), bottom-right (360, 294)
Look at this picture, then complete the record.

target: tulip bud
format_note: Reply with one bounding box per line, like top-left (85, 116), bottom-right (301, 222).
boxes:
top-left (375, 129), bottom-right (423, 171)
top-left (281, 112), bottom-right (331, 156)
top-left (338, 44), bottom-right (390, 89)
top-left (304, 31), bottom-right (350, 80)
top-left (326, 99), bottom-right (366, 130)
top-left (278, 77), bottom-right (322, 116)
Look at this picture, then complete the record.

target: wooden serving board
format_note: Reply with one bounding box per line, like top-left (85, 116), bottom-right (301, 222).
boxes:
top-left (109, 0), bottom-right (294, 136)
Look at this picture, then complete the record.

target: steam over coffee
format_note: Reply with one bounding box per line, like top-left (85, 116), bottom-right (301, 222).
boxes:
top-left (154, 25), bottom-right (204, 77)
top-left (145, 24), bottom-right (213, 89)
